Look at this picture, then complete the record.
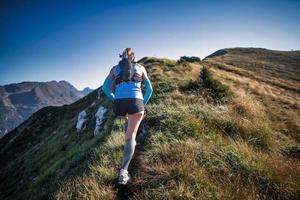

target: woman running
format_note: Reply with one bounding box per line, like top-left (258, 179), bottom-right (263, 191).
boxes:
top-left (102, 48), bottom-right (153, 185)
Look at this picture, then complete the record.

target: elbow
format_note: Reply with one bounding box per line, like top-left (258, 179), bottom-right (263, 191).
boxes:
top-left (144, 79), bottom-right (153, 91)
top-left (146, 86), bottom-right (153, 98)
top-left (149, 83), bottom-right (153, 94)
top-left (101, 86), bottom-right (106, 94)
top-left (102, 85), bottom-right (110, 97)
top-left (148, 87), bottom-right (153, 95)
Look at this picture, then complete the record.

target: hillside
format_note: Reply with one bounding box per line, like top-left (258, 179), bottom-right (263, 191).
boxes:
top-left (203, 48), bottom-right (300, 141)
top-left (0, 81), bottom-right (86, 138)
top-left (0, 49), bottom-right (299, 200)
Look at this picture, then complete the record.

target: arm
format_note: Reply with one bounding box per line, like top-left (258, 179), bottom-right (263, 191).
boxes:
top-left (141, 66), bottom-right (153, 105)
top-left (102, 67), bottom-right (116, 101)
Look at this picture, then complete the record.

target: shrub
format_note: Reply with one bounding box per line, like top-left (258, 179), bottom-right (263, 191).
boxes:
top-left (179, 56), bottom-right (201, 62)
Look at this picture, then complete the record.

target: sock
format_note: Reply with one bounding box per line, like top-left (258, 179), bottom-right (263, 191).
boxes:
top-left (121, 138), bottom-right (136, 171)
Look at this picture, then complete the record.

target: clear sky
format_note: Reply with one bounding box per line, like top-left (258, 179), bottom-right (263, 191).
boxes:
top-left (1, 0), bottom-right (299, 90)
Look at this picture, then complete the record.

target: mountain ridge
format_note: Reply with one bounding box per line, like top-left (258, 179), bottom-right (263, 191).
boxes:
top-left (0, 80), bottom-right (87, 138)
top-left (0, 47), bottom-right (299, 200)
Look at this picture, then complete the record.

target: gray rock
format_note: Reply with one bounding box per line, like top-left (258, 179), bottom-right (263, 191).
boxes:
top-left (94, 106), bottom-right (107, 136)
top-left (76, 110), bottom-right (87, 132)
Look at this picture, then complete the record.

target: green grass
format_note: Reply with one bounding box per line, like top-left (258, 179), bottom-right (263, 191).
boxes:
top-left (200, 67), bottom-right (234, 101)
top-left (1, 54), bottom-right (299, 200)
top-left (0, 89), bottom-right (117, 200)
top-left (128, 101), bottom-right (299, 200)
top-left (181, 67), bottom-right (233, 103)
top-left (54, 118), bottom-right (125, 199)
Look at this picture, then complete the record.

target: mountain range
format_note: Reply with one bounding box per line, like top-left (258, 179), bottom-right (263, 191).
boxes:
top-left (0, 81), bottom-right (93, 138)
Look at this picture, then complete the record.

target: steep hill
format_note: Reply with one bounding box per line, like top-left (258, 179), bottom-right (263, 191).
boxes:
top-left (0, 49), bottom-right (299, 200)
top-left (0, 81), bottom-right (86, 138)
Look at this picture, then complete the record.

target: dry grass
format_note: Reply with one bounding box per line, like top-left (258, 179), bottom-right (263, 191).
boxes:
top-left (208, 64), bottom-right (300, 106)
top-left (230, 89), bottom-right (264, 117)
top-left (6, 54), bottom-right (298, 200)
top-left (53, 52), bottom-right (299, 200)
top-left (203, 57), bottom-right (300, 142)
top-left (54, 174), bottom-right (116, 200)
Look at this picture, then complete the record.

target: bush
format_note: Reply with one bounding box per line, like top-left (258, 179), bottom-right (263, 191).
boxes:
top-left (179, 56), bottom-right (201, 62)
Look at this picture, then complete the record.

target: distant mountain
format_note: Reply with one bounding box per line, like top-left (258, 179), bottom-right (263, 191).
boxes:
top-left (0, 80), bottom-right (84, 138)
top-left (81, 87), bottom-right (93, 96)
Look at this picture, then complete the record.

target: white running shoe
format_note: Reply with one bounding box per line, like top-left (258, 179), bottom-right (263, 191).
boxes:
top-left (118, 169), bottom-right (131, 185)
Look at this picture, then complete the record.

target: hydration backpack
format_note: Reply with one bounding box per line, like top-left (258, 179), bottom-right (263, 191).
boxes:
top-left (115, 58), bottom-right (143, 85)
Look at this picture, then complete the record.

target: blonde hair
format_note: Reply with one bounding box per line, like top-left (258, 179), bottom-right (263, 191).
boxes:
top-left (126, 48), bottom-right (133, 56)
top-left (125, 47), bottom-right (135, 62)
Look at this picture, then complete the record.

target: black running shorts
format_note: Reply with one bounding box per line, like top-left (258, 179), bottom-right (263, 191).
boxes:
top-left (113, 98), bottom-right (144, 116)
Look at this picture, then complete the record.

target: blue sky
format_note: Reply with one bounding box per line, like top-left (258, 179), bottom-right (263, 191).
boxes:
top-left (1, 0), bottom-right (300, 90)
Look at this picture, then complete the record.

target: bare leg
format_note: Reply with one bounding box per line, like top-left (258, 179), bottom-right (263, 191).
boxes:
top-left (125, 111), bottom-right (144, 140)
top-left (120, 111), bottom-right (144, 171)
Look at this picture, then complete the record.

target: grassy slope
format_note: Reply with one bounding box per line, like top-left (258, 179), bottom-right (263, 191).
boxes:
top-left (202, 48), bottom-right (300, 142)
top-left (1, 50), bottom-right (299, 200)
top-left (0, 89), bottom-right (116, 199)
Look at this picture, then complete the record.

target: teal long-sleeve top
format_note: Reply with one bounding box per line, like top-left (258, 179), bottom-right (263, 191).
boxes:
top-left (102, 76), bottom-right (153, 105)
top-left (102, 76), bottom-right (115, 101)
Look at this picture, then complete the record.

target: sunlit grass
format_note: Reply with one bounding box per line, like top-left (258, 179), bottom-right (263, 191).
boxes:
top-left (2, 54), bottom-right (299, 200)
